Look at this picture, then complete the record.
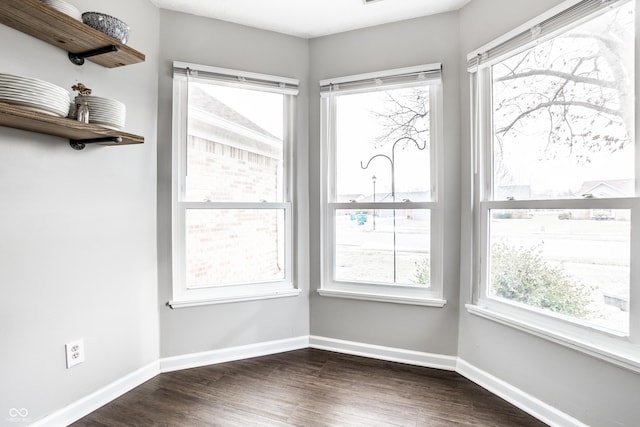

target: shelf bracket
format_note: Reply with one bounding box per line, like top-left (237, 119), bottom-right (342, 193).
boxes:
top-left (70, 136), bottom-right (122, 150)
top-left (68, 45), bottom-right (120, 66)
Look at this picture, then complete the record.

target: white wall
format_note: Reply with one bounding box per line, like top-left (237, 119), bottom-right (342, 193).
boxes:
top-left (156, 10), bottom-right (310, 357)
top-left (308, 14), bottom-right (461, 355)
top-left (457, 1), bottom-right (640, 425)
top-left (0, 0), bottom-right (159, 424)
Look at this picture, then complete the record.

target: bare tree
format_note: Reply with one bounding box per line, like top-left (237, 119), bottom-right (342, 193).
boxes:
top-left (373, 86), bottom-right (430, 149)
top-left (492, 4), bottom-right (634, 165)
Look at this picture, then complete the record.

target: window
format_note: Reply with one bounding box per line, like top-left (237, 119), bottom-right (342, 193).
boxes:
top-left (319, 64), bottom-right (445, 305)
top-left (469, 0), bottom-right (640, 371)
top-left (169, 62), bottom-right (300, 307)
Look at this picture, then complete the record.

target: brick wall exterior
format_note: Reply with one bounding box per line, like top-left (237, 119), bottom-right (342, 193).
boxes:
top-left (185, 135), bottom-right (284, 286)
top-left (186, 136), bottom-right (280, 202)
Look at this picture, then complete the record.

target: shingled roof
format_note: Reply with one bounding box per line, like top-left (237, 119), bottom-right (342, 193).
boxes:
top-left (188, 85), bottom-right (282, 158)
top-left (189, 85), bottom-right (279, 139)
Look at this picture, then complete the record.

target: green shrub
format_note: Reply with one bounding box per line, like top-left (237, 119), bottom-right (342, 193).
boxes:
top-left (413, 257), bottom-right (430, 285)
top-left (491, 242), bottom-right (593, 318)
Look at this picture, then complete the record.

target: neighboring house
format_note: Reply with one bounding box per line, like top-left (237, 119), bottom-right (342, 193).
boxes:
top-left (576, 179), bottom-right (634, 199)
top-left (573, 179), bottom-right (633, 220)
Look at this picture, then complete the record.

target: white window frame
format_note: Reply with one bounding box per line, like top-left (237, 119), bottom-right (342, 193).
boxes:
top-left (318, 64), bottom-right (446, 306)
top-left (467, 0), bottom-right (640, 373)
top-left (169, 61), bottom-right (300, 308)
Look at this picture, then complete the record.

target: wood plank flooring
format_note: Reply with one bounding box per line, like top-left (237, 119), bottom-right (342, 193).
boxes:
top-left (72, 349), bottom-right (546, 426)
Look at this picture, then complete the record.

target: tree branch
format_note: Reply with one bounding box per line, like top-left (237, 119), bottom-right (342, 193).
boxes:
top-left (496, 100), bottom-right (621, 136)
top-left (495, 69), bottom-right (617, 89)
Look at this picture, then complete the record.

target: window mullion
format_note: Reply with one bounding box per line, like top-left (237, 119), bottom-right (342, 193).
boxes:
top-left (430, 84), bottom-right (440, 200)
top-left (478, 201), bottom-right (491, 302)
top-left (284, 95), bottom-right (294, 204)
top-left (328, 96), bottom-right (337, 204)
top-left (630, 198), bottom-right (640, 343)
top-left (482, 68), bottom-right (494, 203)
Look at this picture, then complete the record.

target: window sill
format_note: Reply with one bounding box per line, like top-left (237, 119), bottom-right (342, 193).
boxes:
top-left (318, 289), bottom-right (446, 307)
top-left (168, 288), bottom-right (301, 309)
top-left (466, 304), bottom-right (640, 374)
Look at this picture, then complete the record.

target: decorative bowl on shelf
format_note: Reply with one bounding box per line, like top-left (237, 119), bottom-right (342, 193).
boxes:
top-left (82, 12), bottom-right (129, 44)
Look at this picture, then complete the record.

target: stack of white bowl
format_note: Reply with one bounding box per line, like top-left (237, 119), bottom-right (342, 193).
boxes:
top-left (75, 95), bottom-right (126, 130)
top-left (0, 73), bottom-right (70, 117)
top-left (41, 0), bottom-right (82, 21)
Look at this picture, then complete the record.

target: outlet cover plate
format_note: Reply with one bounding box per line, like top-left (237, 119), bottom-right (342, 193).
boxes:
top-left (65, 339), bottom-right (85, 369)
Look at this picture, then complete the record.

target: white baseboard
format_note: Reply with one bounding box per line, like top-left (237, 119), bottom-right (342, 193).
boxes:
top-left (309, 335), bottom-right (457, 371)
top-left (160, 335), bottom-right (310, 373)
top-left (456, 359), bottom-right (587, 427)
top-left (30, 361), bottom-right (160, 427)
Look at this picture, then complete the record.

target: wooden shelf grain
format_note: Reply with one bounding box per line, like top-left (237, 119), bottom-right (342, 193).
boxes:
top-left (0, 102), bottom-right (144, 147)
top-left (0, 0), bottom-right (145, 68)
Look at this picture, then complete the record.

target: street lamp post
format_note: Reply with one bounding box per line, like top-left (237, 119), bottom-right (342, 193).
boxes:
top-left (372, 175), bottom-right (377, 231)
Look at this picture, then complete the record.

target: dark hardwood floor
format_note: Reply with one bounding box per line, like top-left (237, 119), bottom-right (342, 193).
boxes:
top-left (72, 348), bottom-right (546, 426)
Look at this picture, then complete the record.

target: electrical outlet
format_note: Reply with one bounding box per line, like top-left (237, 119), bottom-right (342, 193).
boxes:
top-left (65, 339), bottom-right (85, 369)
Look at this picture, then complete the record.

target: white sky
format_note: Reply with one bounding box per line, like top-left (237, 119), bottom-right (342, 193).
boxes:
top-left (499, 137), bottom-right (634, 196)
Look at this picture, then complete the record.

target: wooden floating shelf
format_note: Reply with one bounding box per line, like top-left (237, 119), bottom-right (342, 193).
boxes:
top-left (0, 0), bottom-right (145, 68)
top-left (0, 102), bottom-right (144, 147)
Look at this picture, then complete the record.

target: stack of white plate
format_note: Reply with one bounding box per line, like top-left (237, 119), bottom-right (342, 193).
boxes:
top-left (75, 95), bottom-right (126, 130)
top-left (41, 0), bottom-right (82, 21)
top-left (0, 73), bottom-right (70, 117)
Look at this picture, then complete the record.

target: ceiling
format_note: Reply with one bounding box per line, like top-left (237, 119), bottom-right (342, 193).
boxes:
top-left (149, 0), bottom-right (471, 39)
